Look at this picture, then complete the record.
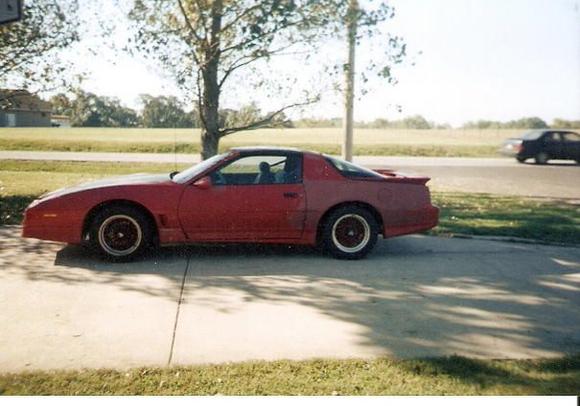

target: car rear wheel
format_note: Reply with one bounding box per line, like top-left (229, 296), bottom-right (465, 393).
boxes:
top-left (320, 206), bottom-right (378, 260)
top-left (535, 152), bottom-right (549, 165)
top-left (90, 206), bottom-right (153, 262)
top-left (516, 157), bottom-right (526, 163)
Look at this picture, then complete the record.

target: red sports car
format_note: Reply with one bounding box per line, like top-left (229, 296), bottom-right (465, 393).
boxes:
top-left (22, 147), bottom-right (439, 261)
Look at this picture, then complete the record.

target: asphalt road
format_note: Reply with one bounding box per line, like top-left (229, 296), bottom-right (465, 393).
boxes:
top-left (2, 151), bottom-right (579, 199)
top-left (1, 225), bottom-right (579, 372)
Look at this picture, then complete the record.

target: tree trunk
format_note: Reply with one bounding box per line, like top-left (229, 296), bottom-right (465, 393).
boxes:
top-left (201, 128), bottom-right (219, 159)
top-left (200, 0), bottom-right (223, 160)
top-left (200, 52), bottom-right (221, 160)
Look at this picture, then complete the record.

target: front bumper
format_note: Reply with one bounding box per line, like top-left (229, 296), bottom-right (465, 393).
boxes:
top-left (21, 207), bottom-right (83, 244)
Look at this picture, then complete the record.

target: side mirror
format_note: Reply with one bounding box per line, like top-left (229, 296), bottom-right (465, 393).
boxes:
top-left (193, 176), bottom-right (211, 190)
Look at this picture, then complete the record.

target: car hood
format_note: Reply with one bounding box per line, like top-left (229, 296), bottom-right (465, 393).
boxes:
top-left (39, 173), bottom-right (171, 200)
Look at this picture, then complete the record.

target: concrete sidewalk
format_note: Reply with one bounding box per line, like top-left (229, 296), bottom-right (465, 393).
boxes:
top-left (1, 226), bottom-right (579, 372)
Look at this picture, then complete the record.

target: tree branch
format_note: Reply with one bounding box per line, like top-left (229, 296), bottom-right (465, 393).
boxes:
top-left (220, 17), bottom-right (305, 55)
top-left (177, 0), bottom-right (202, 43)
top-left (220, 3), bottom-right (264, 33)
top-left (219, 98), bottom-right (318, 137)
top-left (217, 43), bottom-right (295, 89)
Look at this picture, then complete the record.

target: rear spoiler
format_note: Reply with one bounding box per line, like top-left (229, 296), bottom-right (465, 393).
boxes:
top-left (373, 169), bottom-right (431, 185)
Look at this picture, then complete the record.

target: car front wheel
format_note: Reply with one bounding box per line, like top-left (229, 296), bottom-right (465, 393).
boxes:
top-left (320, 206), bottom-right (378, 260)
top-left (90, 206), bottom-right (153, 262)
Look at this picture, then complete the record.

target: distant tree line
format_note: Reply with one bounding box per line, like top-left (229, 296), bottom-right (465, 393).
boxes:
top-left (461, 117), bottom-right (549, 130)
top-left (49, 91), bottom-right (292, 129)
top-left (461, 117), bottom-right (579, 130)
top-left (48, 91), bottom-right (579, 130)
top-left (543, 118), bottom-right (580, 129)
top-left (296, 115), bottom-right (580, 129)
top-left (294, 115), bottom-right (451, 129)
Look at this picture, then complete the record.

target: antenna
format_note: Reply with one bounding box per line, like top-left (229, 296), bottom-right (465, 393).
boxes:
top-left (174, 124), bottom-right (177, 171)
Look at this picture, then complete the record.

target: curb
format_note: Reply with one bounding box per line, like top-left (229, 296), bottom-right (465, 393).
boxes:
top-left (443, 233), bottom-right (580, 248)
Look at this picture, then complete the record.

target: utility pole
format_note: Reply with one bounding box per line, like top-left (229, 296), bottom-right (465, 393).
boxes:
top-left (342, 0), bottom-right (358, 162)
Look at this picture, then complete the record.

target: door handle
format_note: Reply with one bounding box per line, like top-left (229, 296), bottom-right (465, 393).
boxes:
top-left (283, 192), bottom-right (299, 198)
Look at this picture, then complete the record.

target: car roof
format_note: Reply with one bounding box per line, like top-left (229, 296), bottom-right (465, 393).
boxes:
top-left (548, 129), bottom-right (580, 134)
top-left (521, 130), bottom-right (580, 140)
top-left (521, 130), bottom-right (546, 140)
top-left (230, 146), bottom-right (322, 156)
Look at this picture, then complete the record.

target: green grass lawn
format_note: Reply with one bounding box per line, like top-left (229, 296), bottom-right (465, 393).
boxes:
top-left (432, 192), bottom-right (580, 244)
top-left (1, 355), bottom-right (579, 395)
top-left (1, 160), bottom-right (578, 244)
top-left (0, 127), bottom-right (515, 157)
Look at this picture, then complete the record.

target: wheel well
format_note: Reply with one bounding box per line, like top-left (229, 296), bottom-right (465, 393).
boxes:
top-left (316, 201), bottom-right (384, 244)
top-left (82, 200), bottom-right (159, 244)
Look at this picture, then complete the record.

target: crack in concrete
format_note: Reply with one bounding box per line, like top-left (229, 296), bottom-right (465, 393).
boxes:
top-left (167, 256), bottom-right (190, 366)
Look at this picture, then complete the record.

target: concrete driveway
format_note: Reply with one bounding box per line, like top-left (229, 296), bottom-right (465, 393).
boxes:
top-left (1, 225), bottom-right (579, 372)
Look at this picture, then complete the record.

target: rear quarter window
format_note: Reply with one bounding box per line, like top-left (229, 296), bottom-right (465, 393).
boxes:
top-left (324, 156), bottom-right (383, 179)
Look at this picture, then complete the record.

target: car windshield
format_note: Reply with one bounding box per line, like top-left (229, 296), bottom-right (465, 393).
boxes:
top-left (172, 153), bottom-right (228, 184)
top-left (521, 130), bottom-right (544, 140)
top-left (324, 155), bottom-right (383, 179)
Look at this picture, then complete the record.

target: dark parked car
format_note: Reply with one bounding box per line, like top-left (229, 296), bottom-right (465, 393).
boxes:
top-left (500, 130), bottom-right (580, 164)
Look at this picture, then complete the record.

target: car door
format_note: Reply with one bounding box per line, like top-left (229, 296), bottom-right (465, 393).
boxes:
top-left (178, 153), bottom-right (306, 241)
top-left (544, 132), bottom-right (564, 159)
top-left (562, 132), bottom-right (580, 161)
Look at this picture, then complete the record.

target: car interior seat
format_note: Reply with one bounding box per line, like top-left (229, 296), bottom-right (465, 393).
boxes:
top-left (254, 161), bottom-right (275, 184)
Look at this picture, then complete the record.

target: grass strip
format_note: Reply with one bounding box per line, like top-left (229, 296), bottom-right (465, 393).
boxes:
top-left (0, 139), bottom-right (499, 157)
top-left (431, 192), bottom-right (580, 245)
top-left (0, 355), bottom-right (579, 395)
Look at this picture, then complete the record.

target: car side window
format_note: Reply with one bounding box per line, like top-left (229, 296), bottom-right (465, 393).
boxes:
top-left (211, 154), bottom-right (302, 186)
top-left (545, 133), bottom-right (562, 143)
top-left (563, 133), bottom-right (580, 142)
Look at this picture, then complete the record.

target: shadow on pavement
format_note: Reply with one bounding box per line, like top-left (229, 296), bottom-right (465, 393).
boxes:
top-left (521, 162), bottom-right (580, 167)
top-left (2, 225), bottom-right (580, 361)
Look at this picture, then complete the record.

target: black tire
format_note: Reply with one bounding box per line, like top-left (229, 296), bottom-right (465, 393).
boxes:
top-left (319, 206), bottom-right (378, 260)
top-left (535, 152), bottom-right (549, 165)
top-left (516, 157), bottom-right (526, 163)
top-left (89, 205), bottom-right (153, 262)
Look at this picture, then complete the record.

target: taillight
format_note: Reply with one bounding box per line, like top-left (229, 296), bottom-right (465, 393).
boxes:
top-left (516, 143), bottom-right (523, 153)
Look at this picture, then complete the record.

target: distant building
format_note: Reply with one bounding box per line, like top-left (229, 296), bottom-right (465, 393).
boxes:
top-left (0, 89), bottom-right (52, 127)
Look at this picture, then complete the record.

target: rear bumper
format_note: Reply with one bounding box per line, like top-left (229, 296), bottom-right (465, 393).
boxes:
top-left (383, 205), bottom-right (439, 238)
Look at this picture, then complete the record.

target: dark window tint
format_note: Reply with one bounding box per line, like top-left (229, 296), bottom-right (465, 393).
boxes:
top-left (324, 155), bottom-right (383, 179)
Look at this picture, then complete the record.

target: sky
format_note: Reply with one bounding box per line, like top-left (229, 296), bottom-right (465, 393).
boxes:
top-left (72, 0), bottom-right (580, 127)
